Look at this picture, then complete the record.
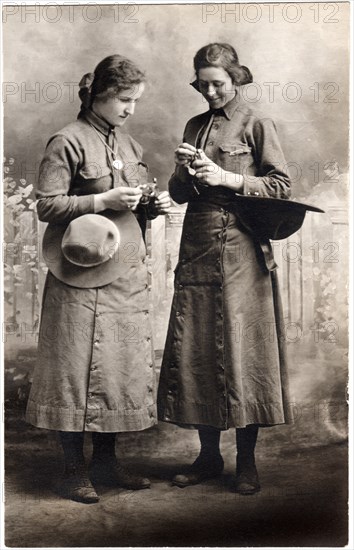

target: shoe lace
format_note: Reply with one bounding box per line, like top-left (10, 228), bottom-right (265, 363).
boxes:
top-left (66, 463), bottom-right (93, 487)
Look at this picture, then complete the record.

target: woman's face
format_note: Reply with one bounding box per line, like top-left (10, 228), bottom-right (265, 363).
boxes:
top-left (92, 82), bottom-right (145, 127)
top-left (197, 67), bottom-right (236, 109)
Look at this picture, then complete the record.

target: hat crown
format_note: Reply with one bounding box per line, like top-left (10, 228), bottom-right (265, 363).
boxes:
top-left (62, 214), bottom-right (120, 267)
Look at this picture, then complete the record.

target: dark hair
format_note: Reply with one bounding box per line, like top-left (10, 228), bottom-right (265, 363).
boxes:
top-left (78, 54), bottom-right (146, 109)
top-left (193, 43), bottom-right (252, 86)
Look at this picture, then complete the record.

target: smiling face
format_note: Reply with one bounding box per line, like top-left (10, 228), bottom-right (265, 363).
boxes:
top-left (92, 82), bottom-right (145, 127)
top-left (197, 66), bottom-right (236, 109)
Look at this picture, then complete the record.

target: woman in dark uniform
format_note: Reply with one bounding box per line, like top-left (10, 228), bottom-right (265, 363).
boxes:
top-left (26, 55), bottom-right (171, 503)
top-left (157, 43), bottom-right (293, 494)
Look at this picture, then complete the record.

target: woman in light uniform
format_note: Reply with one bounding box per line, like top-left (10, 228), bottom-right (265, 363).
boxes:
top-left (26, 55), bottom-right (171, 503)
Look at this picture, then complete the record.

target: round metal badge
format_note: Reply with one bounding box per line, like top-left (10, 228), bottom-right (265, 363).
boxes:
top-left (112, 159), bottom-right (123, 170)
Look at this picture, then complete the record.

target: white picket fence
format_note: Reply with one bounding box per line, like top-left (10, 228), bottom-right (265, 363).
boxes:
top-left (3, 201), bottom-right (348, 355)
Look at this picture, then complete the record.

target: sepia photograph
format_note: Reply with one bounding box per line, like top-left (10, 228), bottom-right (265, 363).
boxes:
top-left (1, 0), bottom-right (351, 547)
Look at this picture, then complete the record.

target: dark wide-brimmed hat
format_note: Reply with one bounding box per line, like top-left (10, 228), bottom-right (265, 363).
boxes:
top-left (42, 210), bottom-right (143, 288)
top-left (233, 195), bottom-right (324, 240)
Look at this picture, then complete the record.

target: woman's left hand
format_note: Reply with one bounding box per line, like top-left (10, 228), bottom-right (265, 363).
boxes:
top-left (154, 191), bottom-right (172, 214)
top-left (192, 152), bottom-right (224, 187)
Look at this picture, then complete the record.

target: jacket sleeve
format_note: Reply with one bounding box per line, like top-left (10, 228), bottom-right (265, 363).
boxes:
top-left (36, 135), bottom-right (95, 224)
top-left (242, 118), bottom-right (291, 199)
top-left (169, 165), bottom-right (200, 205)
top-left (135, 200), bottom-right (158, 221)
top-left (168, 120), bottom-right (200, 204)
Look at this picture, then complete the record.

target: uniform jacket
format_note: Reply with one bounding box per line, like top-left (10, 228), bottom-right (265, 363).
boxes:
top-left (36, 107), bottom-right (157, 231)
top-left (169, 94), bottom-right (291, 205)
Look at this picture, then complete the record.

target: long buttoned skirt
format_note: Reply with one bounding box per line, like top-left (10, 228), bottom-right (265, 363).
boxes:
top-left (157, 205), bottom-right (293, 429)
top-left (26, 258), bottom-right (157, 432)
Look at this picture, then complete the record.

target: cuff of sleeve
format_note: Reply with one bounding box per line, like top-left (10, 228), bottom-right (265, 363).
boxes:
top-left (175, 164), bottom-right (190, 184)
top-left (146, 201), bottom-right (159, 220)
top-left (242, 175), bottom-right (263, 197)
top-left (93, 194), bottom-right (102, 213)
top-left (91, 195), bottom-right (103, 214)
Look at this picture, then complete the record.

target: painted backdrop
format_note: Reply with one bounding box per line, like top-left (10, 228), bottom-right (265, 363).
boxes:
top-left (3, 3), bottom-right (349, 192)
top-left (3, 3), bottom-right (350, 448)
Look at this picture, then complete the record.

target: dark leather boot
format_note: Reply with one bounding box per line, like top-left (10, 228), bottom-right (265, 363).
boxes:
top-left (90, 456), bottom-right (150, 490)
top-left (57, 431), bottom-right (99, 503)
top-left (172, 452), bottom-right (224, 487)
top-left (235, 456), bottom-right (260, 495)
top-left (90, 432), bottom-right (150, 490)
top-left (235, 425), bottom-right (260, 495)
top-left (172, 426), bottom-right (223, 487)
top-left (56, 461), bottom-right (99, 504)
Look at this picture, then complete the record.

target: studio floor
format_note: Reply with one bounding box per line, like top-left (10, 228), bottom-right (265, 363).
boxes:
top-left (4, 412), bottom-right (348, 548)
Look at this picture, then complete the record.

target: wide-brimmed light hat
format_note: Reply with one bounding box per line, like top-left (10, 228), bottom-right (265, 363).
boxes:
top-left (42, 210), bottom-right (143, 288)
top-left (61, 214), bottom-right (120, 267)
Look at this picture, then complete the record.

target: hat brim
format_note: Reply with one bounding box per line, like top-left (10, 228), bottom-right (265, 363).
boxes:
top-left (42, 210), bottom-right (144, 288)
top-left (234, 195), bottom-right (324, 240)
top-left (235, 194), bottom-right (324, 213)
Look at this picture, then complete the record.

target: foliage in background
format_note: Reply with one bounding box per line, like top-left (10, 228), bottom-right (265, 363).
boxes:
top-left (3, 157), bottom-right (47, 334)
top-left (4, 157), bottom-right (48, 406)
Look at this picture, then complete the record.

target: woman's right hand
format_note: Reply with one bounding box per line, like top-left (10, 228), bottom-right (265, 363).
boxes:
top-left (174, 143), bottom-right (197, 166)
top-left (96, 187), bottom-right (143, 212)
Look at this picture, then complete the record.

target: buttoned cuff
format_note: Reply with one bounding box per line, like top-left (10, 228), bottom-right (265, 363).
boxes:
top-left (169, 173), bottom-right (196, 204)
top-left (175, 164), bottom-right (190, 184)
top-left (145, 201), bottom-right (159, 220)
top-left (242, 175), bottom-right (264, 197)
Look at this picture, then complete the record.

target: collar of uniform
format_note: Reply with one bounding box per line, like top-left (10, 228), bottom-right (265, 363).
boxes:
top-left (210, 93), bottom-right (240, 121)
top-left (82, 107), bottom-right (115, 137)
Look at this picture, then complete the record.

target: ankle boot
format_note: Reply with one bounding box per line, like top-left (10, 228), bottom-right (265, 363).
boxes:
top-left (172, 426), bottom-right (224, 488)
top-left (90, 432), bottom-right (150, 490)
top-left (235, 426), bottom-right (260, 495)
top-left (56, 432), bottom-right (99, 504)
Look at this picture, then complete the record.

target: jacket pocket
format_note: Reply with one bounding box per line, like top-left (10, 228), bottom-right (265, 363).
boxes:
top-left (79, 163), bottom-right (111, 180)
top-left (218, 143), bottom-right (253, 174)
top-left (219, 143), bottom-right (252, 155)
top-left (76, 163), bottom-right (112, 194)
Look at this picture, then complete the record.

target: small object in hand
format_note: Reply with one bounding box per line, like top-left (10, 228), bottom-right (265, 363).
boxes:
top-left (187, 149), bottom-right (203, 177)
top-left (190, 149), bottom-right (208, 193)
top-left (195, 148), bottom-right (204, 160)
top-left (139, 179), bottom-right (159, 205)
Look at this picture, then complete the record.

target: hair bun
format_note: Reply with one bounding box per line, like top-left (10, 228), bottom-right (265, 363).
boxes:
top-left (78, 72), bottom-right (95, 108)
top-left (239, 65), bottom-right (253, 85)
top-left (193, 44), bottom-right (253, 87)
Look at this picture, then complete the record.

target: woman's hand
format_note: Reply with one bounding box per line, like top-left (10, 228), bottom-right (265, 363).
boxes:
top-left (96, 187), bottom-right (143, 212)
top-left (174, 143), bottom-right (197, 166)
top-left (192, 151), bottom-right (224, 187)
top-left (193, 151), bottom-right (244, 191)
top-left (154, 191), bottom-right (172, 214)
